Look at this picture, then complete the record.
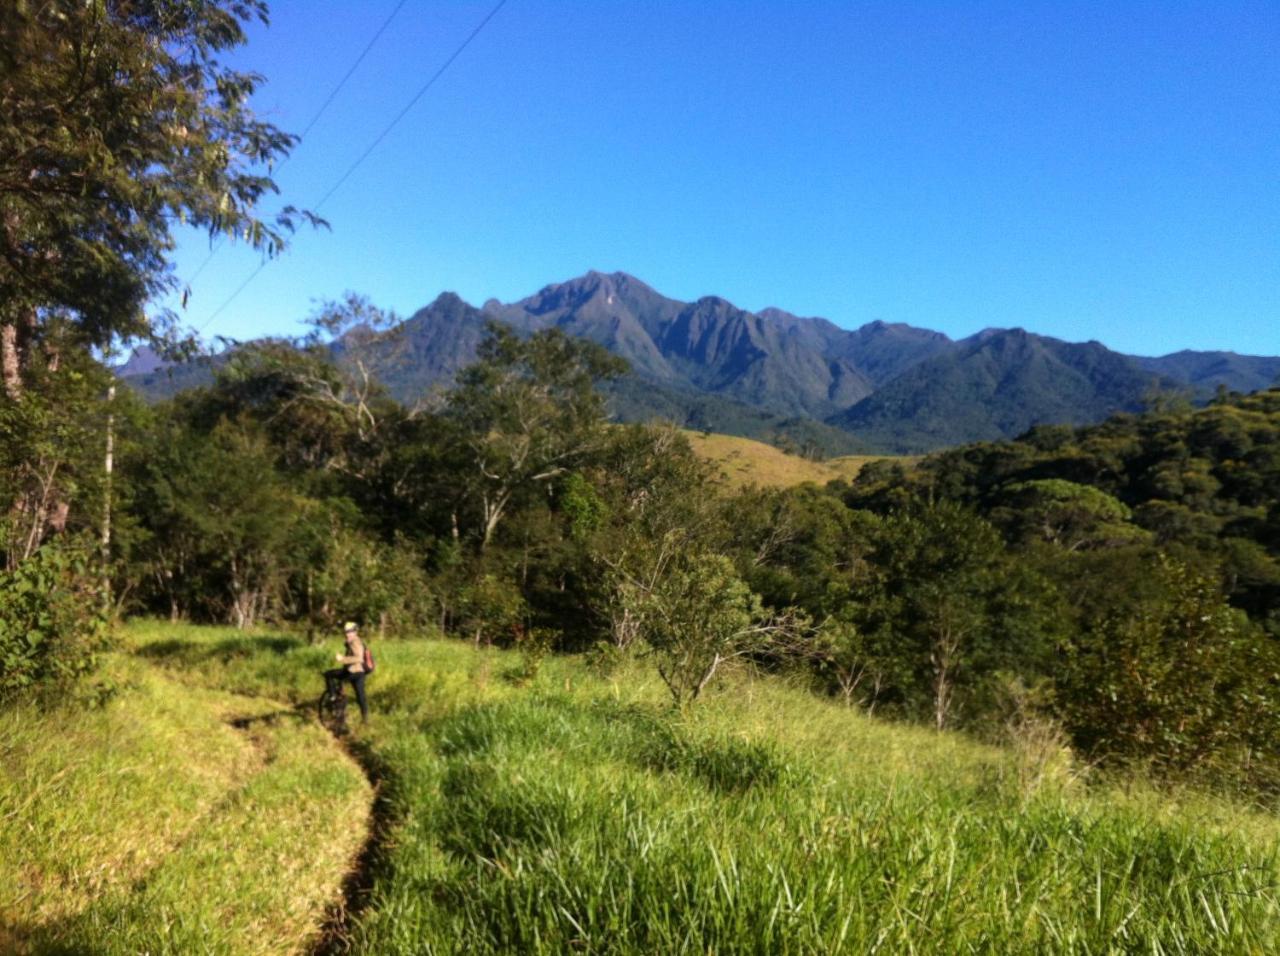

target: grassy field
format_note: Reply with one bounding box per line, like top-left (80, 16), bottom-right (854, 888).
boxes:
top-left (0, 636), bottom-right (371, 955)
top-left (5, 621), bottom-right (1280, 953)
top-left (682, 430), bottom-right (900, 489)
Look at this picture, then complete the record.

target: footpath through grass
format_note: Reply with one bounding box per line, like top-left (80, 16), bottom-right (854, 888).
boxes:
top-left (0, 638), bottom-right (371, 955)
top-left (6, 620), bottom-right (1280, 953)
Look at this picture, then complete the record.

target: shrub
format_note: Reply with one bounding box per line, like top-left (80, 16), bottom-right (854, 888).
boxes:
top-left (623, 551), bottom-right (796, 707)
top-left (1057, 554), bottom-right (1280, 790)
top-left (0, 539), bottom-right (106, 701)
top-left (456, 573), bottom-right (526, 646)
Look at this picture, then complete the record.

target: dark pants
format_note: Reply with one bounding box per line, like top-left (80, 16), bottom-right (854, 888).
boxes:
top-left (324, 668), bottom-right (368, 720)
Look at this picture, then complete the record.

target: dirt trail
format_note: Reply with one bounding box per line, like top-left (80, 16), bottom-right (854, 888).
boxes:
top-left (307, 716), bottom-right (393, 955)
top-left (221, 691), bottom-right (385, 956)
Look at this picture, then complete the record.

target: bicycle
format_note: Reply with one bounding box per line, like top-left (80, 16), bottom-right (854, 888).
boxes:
top-left (317, 679), bottom-right (349, 735)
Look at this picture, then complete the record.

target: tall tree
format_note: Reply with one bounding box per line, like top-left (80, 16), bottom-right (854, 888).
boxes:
top-left (447, 323), bottom-right (626, 549)
top-left (862, 502), bottom-right (1059, 729)
top-left (0, 0), bottom-right (313, 397)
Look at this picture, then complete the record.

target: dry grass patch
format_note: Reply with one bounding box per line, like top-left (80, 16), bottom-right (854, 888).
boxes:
top-left (682, 430), bottom-right (903, 489)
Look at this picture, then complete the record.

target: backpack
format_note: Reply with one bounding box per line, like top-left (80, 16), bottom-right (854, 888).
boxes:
top-left (362, 644), bottom-right (375, 673)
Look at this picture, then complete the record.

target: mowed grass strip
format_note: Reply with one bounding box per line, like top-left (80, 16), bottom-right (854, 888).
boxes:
top-left (41, 708), bottom-right (370, 955)
top-left (1, 650), bottom-right (371, 955)
top-left (120, 623), bottom-right (1280, 954)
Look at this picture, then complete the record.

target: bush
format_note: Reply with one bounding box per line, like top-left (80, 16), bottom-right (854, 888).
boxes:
top-left (0, 540), bottom-right (106, 701)
top-left (456, 573), bottom-right (526, 646)
top-left (1057, 554), bottom-right (1280, 790)
top-left (626, 551), bottom-right (775, 707)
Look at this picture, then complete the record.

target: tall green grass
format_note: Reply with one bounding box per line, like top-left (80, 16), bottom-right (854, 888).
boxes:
top-left (120, 621), bottom-right (1280, 954)
top-left (349, 694), bottom-right (1279, 954)
top-left (1, 642), bottom-right (370, 955)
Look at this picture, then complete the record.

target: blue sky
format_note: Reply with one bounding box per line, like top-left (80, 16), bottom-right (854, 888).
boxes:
top-left (165, 0), bottom-right (1279, 356)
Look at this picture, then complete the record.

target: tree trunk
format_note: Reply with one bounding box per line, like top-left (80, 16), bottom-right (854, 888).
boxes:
top-left (693, 653), bottom-right (725, 702)
top-left (1, 323), bottom-right (22, 401)
top-left (229, 555), bottom-right (246, 629)
top-left (931, 623), bottom-right (961, 731)
top-left (1, 305), bottom-right (36, 401)
top-left (934, 668), bottom-right (952, 731)
top-left (481, 493), bottom-right (507, 550)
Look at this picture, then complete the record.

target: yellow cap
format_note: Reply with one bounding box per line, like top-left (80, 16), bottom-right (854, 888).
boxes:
top-left (343, 621), bottom-right (358, 633)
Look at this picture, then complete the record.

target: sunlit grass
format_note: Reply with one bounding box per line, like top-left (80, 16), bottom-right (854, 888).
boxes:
top-left (126, 621), bottom-right (1280, 953)
top-left (0, 637), bottom-right (370, 955)
top-left (7, 620), bottom-right (1279, 953)
top-left (350, 693), bottom-right (1280, 953)
top-left (682, 430), bottom-right (899, 489)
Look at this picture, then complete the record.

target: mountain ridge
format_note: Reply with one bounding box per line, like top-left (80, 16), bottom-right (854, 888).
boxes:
top-left (123, 270), bottom-right (1280, 454)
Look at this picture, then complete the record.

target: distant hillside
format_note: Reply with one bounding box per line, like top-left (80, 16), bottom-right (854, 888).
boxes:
top-left (360, 271), bottom-right (950, 447)
top-left (830, 329), bottom-right (1177, 453)
top-left (1135, 351), bottom-right (1280, 398)
top-left (364, 289), bottom-right (871, 455)
top-left (117, 345), bottom-right (169, 378)
top-left (481, 271), bottom-right (946, 420)
top-left (682, 431), bottom-right (894, 489)
top-left (604, 378), bottom-right (869, 457)
top-left (123, 353), bottom-right (221, 399)
top-left (379, 272), bottom-right (1280, 452)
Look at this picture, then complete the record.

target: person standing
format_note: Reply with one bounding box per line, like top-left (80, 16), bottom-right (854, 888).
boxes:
top-left (324, 621), bottom-right (369, 722)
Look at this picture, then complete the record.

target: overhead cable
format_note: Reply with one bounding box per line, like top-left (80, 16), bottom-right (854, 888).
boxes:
top-left (197, 0), bottom-right (510, 332)
top-left (185, 0), bottom-right (412, 288)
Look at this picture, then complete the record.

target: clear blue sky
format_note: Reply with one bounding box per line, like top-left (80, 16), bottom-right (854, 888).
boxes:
top-left (164, 0), bottom-right (1279, 357)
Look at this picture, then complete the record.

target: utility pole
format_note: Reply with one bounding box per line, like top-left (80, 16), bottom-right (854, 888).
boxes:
top-left (101, 370), bottom-right (116, 615)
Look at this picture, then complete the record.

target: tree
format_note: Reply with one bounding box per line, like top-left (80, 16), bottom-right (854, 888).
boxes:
top-left (295, 504), bottom-right (430, 639)
top-left (139, 417), bottom-right (300, 627)
top-left (990, 479), bottom-right (1147, 552)
top-left (811, 617), bottom-right (900, 712)
top-left (0, 333), bottom-right (112, 568)
top-left (861, 502), bottom-right (1059, 729)
top-left (1, 0), bottom-right (314, 398)
top-left (624, 551), bottom-right (803, 707)
top-left (585, 424), bottom-right (720, 650)
top-left (447, 323), bottom-right (626, 549)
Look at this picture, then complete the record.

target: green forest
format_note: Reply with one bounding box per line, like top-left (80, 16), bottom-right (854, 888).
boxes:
top-left (11, 310), bottom-right (1279, 790)
top-left (3, 3), bottom-right (1280, 952)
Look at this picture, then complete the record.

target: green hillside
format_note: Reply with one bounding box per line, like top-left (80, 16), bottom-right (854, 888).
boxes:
top-left (5, 621), bottom-right (1279, 953)
top-left (828, 329), bottom-right (1176, 452)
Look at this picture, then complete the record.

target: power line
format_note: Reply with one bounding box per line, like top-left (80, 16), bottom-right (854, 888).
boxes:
top-left (313, 0), bottom-right (510, 213)
top-left (196, 0), bottom-right (510, 334)
top-left (297, 0), bottom-right (413, 144)
top-left (197, 261), bottom-right (269, 334)
top-left (184, 0), bottom-right (412, 288)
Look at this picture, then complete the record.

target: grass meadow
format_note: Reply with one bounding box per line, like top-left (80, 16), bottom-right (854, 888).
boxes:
top-left (681, 430), bottom-right (898, 489)
top-left (3, 620), bottom-right (1279, 953)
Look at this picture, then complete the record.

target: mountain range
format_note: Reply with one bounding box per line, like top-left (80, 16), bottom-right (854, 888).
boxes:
top-left (125, 271), bottom-right (1280, 454)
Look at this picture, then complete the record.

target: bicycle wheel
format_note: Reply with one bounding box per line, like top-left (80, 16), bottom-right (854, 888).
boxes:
top-left (332, 691), bottom-right (348, 734)
top-left (317, 688), bottom-right (341, 732)
top-left (318, 689), bottom-right (332, 725)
